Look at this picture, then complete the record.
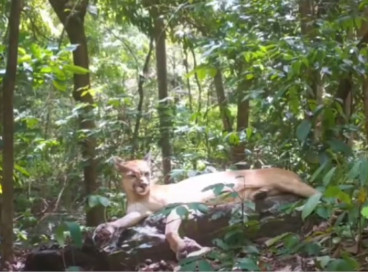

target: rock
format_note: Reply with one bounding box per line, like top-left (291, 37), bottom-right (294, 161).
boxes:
top-left (25, 194), bottom-right (312, 271)
top-left (102, 194), bottom-right (310, 270)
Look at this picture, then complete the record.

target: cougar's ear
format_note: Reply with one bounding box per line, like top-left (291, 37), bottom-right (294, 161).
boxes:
top-left (113, 156), bottom-right (128, 172)
top-left (144, 152), bottom-right (152, 167)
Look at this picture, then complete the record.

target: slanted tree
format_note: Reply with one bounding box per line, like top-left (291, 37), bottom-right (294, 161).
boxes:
top-left (48, 0), bottom-right (103, 226)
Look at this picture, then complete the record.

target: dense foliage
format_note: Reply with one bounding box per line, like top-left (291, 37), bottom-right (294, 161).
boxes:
top-left (1, 0), bottom-right (368, 270)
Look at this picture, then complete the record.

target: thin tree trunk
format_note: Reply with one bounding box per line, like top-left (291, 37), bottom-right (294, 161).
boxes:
top-left (1, 0), bottom-right (21, 265)
top-left (314, 73), bottom-right (324, 141)
top-left (336, 75), bottom-right (353, 125)
top-left (151, 3), bottom-right (172, 184)
top-left (48, 0), bottom-right (103, 226)
top-left (132, 38), bottom-right (154, 157)
top-left (299, 0), bottom-right (314, 38)
top-left (358, 12), bottom-right (368, 141)
top-left (213, 69), bottom-right (232, 132)
top-left (183, 44), bottom-right (193, 112)
top-left (190, 46), bottom-right (203, 123)
top-left (363, 80), bottom-right (368, 141)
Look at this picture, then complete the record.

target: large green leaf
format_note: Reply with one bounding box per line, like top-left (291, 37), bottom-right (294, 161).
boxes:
top-left (296, 120), bottom-right (311, 142)
top-left (64, 64), bottom-right (90, 75)
top-left (302, 192), bottom-right (322, 220)
top-left (65, 221), bottom-right (83, 248)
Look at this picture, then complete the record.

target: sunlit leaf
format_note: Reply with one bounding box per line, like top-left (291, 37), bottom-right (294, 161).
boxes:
top-left (64, 64), bottom-right (89, 75)
top-left (361, 206), bottom-right (368, 219)
top-left (55, 224), bottom-right (66, 247)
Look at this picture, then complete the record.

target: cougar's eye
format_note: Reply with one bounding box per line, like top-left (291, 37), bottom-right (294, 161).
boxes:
top-left (126, 172), bottom-right (136, 178)
top-left (144, 172), bottom-right (150, 177)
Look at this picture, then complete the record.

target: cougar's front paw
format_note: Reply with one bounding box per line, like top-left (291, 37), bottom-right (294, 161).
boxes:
top-left (92, 223), bottom-right (117, 248)
top-left (176, 237), bottom-right (212, 260)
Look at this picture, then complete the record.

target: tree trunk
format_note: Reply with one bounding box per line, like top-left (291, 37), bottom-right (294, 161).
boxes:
top-left (233, 74), bottom-right (249, 164)
top-left (48, 0), bottom-right (103, 226)
top-left (190, 46), bottom-right (203, 123)
top-left (131, 38), bottom-right (154, 157)
top-left (151, 4), bottom-right (172, 184)
top-left (336, 75), bottom-right (353, 133)
top-left (363, 80), bottom-right (368, 141)
top-left (358, 10), bottom-right (368, 142)
top-left (213, 69), bottom-right (232, 132)
top-left (299, 0), bottom-right (314, 38)
top-left (299, 0), bottom-right (325, 142)
top-left (183, 43), bottom-right (193, 112)
top-left (1, 0), bottom-right (21, 265)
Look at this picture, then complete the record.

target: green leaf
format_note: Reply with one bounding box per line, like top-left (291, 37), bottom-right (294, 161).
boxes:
top-left (311, 160), bottom-right (328, 182)
top-left (88, 195), bottom-right (111, 208)
top-left (296, 120), bottom-right (311, 142)
top-left (55, 224), bottom-right (66, 247)
top-left (359, 158), bottom-right (368, 185)
top-left (361, 206), bottom-right (368, 219)
top-left (325, 186), bottom-right (351, 205)
top-left (327, 139), bottom-right (352, 155)
top-left (14, 164), bottom-right (30, 177)
top-left (98, 196), bottom-right (111, 207)
top-left (326, 256), bottom-right (360, 271)
top-left (302, 192), bottom-right (322, 220)
top-left (348, 160), bottom-right (360, 179)
top-left (197, 260), bottom-right (213, 271)
top-left (88, 195), bottom-right (99, 208)
top-left (323, 167), bottom-right (336, 186)
top-left (317, 255), bottom-right (331, 268)
top-left (180, 259), bottom-right (198, 271)
top-left (202, 183), bottom-right (225, 196)
top-left (237, 257), bottom-right (259, 271)
top-left (64, 64), bottom-right (89, 75)
top-left (65, 221), bottom-right (83, 248)
top-left (53, 80), bottom-right (67, 91)
top-left (175, 205), bottom-right (189, 218)
top-left (189, 203), bottom-right (209, 214)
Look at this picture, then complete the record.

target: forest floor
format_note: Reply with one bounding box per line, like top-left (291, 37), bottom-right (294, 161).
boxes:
top-left (3, 241), bottom-right (368, 271)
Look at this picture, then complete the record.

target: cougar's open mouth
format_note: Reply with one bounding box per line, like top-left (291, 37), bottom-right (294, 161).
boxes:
top-left (134, 183), bottom-right (149, 195)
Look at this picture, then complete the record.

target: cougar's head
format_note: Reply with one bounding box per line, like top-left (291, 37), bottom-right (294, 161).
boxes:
top-left (113, 155), bottom-right (151, 196)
